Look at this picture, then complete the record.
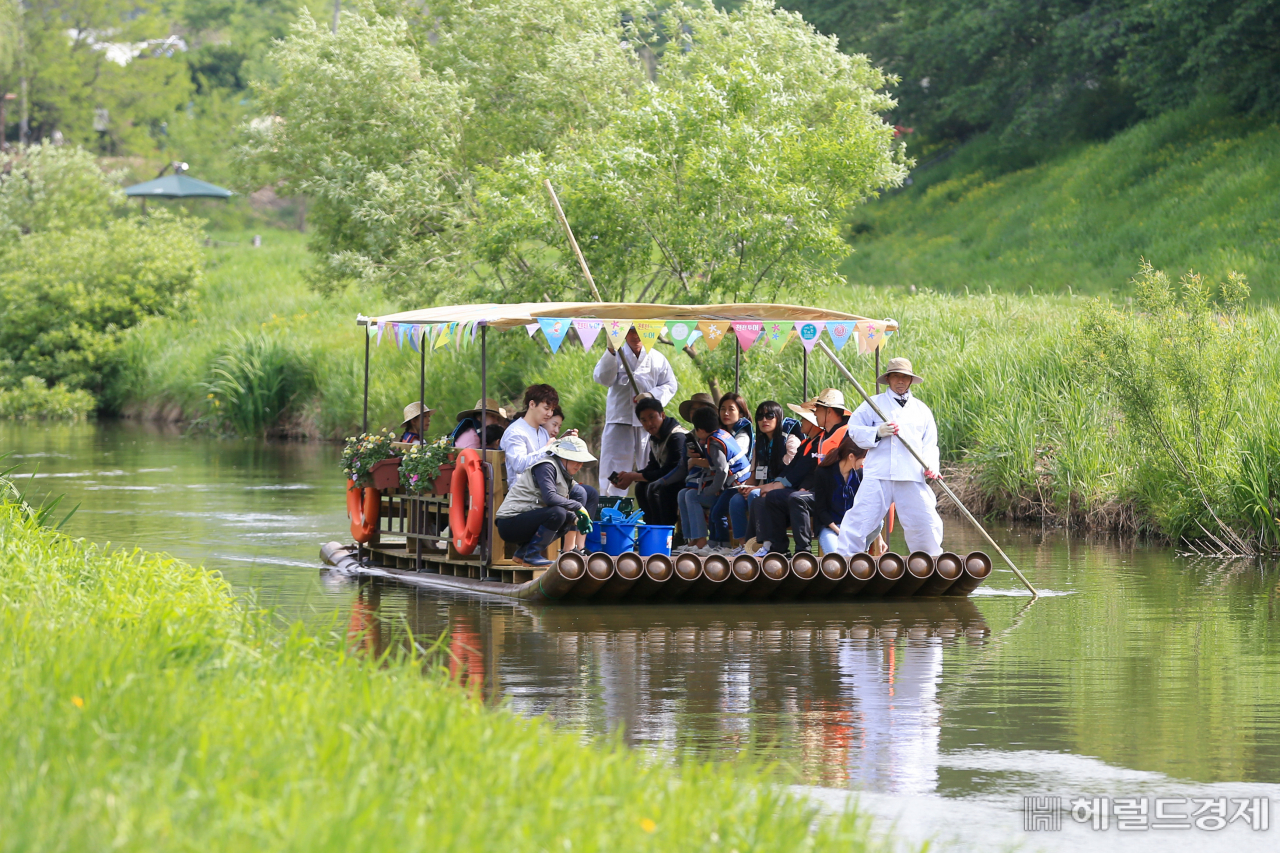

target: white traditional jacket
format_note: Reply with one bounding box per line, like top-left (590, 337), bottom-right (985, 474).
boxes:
top-left (847, 391), bottom-right (940, 483)
top-left (592, 347), bottom-right (678, 427)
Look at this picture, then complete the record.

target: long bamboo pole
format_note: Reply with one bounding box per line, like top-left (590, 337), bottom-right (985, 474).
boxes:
top-left (543, 180), bottom-right (641, 391)
top-left (816, 340), bottom-right (1038, 597)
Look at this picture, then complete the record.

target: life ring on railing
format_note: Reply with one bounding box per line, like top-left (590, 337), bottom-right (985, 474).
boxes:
top-left (347, 480), bottom-right (380, 543)
top-left (449, 448), bottom-right (486, 555)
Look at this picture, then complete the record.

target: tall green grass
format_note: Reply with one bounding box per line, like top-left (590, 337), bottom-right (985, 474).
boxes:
top-left (0, 504), bottom-right (883, 851)
top-left (844, 102), bottom-right (1280, 298)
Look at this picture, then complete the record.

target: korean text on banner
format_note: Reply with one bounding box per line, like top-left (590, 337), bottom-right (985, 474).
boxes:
top-left (797, 321), bottom-right (825, 352)
top-left (572, 319), bottom-right (603, 351)
top-left (731, 321), bottom-right (764, 351)
top-left (633, 320), bottom-right (665, 351)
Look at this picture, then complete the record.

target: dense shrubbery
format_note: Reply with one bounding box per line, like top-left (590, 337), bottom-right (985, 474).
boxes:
top-left (0, 377), bottom-right (96, 421)
top-left (0, 211), bottom-right (203, 397)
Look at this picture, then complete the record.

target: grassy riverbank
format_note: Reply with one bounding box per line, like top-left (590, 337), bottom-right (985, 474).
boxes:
top-left (113, 232), bottom-right (1280, 543)
top-left (0, 503), bottom-right (883, 851)
top-left (844, 103), bottom-right (1280, 299)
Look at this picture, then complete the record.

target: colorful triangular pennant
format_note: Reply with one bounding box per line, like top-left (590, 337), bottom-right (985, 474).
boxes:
top-left (857, 321), bottom-right (884, 355)
top-left (764, 321), bottom-right (794, 353)
top-left (731, 321), bottom-right (763, 351)
top-left (572, 319), bottom-right (603, 351)
top-left (827, 320), bottom-right (856, 351)
top-left (796, 321), bottom-right (825, 353)
top-left (538, 317), bottom-right (571, 354)
top-left (408, 324), bottom-right (421, 352)
top-left (633, 320), bottom-right (664, 352)
top-left (697, 321), bottom-right (729, 351)
top-left (525, 322), bottom-right (539, 337)
top-left (665, 321), bottom-right (697, 349)
top-left (604, 319), bottom-right (630, 352)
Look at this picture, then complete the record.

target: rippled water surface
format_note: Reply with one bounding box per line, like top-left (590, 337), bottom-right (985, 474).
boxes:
top-left (7, 422), bottom-right (1279, 851)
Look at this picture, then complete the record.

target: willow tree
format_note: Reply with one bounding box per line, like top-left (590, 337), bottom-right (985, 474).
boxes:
top-left (244, 0), bottom-right (908, 303)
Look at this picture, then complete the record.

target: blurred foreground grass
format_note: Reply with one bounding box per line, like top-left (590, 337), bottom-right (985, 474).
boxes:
top-left (0, 503), bottom-right (883, 852)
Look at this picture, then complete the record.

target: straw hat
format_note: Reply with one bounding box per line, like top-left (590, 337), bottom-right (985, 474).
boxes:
top-left (678, 392), bottom-right (716, 422)
top-left (812, 388), bottom-right (850, 413)
top-left (455, 397), bottom-right (509, 424)
top-left (550, 435), bottom-right (597, 463)
top-left (786, 402), bottom-right (819, 428)
top-left (877, 357), bottom-right (923, 386)
top-left (401, 401), bottom-right (433, 426)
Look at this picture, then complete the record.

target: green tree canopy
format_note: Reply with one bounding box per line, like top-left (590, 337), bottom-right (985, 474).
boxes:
top-left (0, 144), bottom-right (123, 243)
top-left (245, 0), bottom-right (907, 303)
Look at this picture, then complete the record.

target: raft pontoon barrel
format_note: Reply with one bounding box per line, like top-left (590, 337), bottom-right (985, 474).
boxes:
top-left (628, 554), bottom-right (673, 600)
top-left (835, 553), bottom-right (877, 597)
top-left (862, 552), bottom-right (905, 597)
top-left (771, 552), bottom-right (817, 600)
top-left (596, 551), bottom-right (644, 601)
top-left (917, 551), bottom-right (963, 596)
top-left (895, 551), bottom-right (935, 597)
top-left (946, 551), bottom-right (993, 596)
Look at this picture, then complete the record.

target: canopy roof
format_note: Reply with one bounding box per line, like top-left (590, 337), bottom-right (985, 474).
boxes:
top-left (124, 173), bottom-right (234, 199)
top-left (360, 302), bottom-right (896, 333)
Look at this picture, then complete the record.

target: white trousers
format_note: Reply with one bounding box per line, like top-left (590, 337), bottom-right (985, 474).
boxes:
top-left (599, 423), bottom-right (648, 496)
top-left (836, 478), bottom-right (944, 556)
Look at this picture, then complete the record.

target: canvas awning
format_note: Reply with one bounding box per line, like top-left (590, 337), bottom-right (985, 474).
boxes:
top-left (359, 302), bottom-right (896, 333)
top-left (123, 173), bottom-right (234, 198)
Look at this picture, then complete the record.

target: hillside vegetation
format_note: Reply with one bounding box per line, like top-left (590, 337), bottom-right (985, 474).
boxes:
top-left (843, 104), bottom-right (1280, 297)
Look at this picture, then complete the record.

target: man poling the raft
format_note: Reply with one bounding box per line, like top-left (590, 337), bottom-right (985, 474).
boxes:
top-left (836, 357), bottom-right (945, 557)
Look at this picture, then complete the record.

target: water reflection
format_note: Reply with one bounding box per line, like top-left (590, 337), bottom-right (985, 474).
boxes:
top-left (351, 584), bottom-right (989, 791)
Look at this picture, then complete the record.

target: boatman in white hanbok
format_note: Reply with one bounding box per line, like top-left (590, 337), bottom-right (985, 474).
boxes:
top-left (593, 327), bottom-right (679, 496)
top-left (836, 357), bottom-right (945, 556)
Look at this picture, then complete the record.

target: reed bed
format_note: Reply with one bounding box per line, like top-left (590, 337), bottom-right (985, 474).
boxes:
top-left (0, 504), bottom-right (884, 852)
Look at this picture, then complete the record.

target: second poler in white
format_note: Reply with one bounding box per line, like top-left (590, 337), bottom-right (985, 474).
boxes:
top-left (836, 357), bottom-right (945, 557)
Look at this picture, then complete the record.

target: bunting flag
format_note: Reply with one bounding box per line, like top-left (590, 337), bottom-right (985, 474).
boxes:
top-left (408, 324), bottom-right (421, 352)
top-left (471, 321), bottom-right (481, 343)
top-left (455, 320), bottom-right (468, 349)
top-left (697, 320), bottom-right (729, 351)
top-left (572, 319), bottom-right (603, 351)
top-left (633, 320), bottom-right (665, 351)
top-left (377, 320), bottom-right (386, 345)
top-left (395, 323), bottom-right (407, 349)
top-left (538, 317), bottom-right (571, 353)
top-left (796, 321), bottom-right (825, 353)
top-left (731, 321), bottom-right (764, 351)
top-left (857, 321), bottom-right (883, 355)
top-left (604, 319), bottom-right (630, 351)
top-left (366, 323), bottom-right (376, 338)
top-left (764, 320), bottom-right (794, 353)
top-left (686, 329), bottom-right (703, 348)
top-left (826, 320), bottom-right (856, 351)
top-left (434, 323), bottom-right (453, 350)
top-left (665, 321), bottom-right (698, 349)
top-left (525, 322), bottom-right (540, 337)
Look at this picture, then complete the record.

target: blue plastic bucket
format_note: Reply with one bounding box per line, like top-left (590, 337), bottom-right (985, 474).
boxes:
top-left (635, 524), bottom-right (674, 557)
top-left (598, 522), bottom-right (639, 557)
top-left (584, 522), bottom-right (602, 554)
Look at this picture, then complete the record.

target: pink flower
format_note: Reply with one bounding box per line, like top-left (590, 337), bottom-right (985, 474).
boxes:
top-left (410, 475), bottom-right (419, 483)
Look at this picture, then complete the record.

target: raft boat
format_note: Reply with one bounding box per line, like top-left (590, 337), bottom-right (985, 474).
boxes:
top-left (328, 300), bottom-right (995, 603)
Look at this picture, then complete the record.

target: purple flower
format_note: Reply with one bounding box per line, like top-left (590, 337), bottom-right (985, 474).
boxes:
top-left (410, 474), bottom-right (419, 483)
top-left (353, 461), bottom-right (360, 468)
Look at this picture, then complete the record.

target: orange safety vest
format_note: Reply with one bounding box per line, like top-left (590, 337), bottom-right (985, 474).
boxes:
top-left (816, 424), bottom-right (849, 462)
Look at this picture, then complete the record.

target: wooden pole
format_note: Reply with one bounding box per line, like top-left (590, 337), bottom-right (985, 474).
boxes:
top-left (543, 180), bottom-right (640, 391)
top-left (816, 340), bottom-right (1038, 598)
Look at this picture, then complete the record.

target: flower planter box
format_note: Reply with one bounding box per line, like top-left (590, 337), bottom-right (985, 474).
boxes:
top-left (370, 457), bottom-right (402, 491)
top-left (431, 463), bottom-right (457, 496)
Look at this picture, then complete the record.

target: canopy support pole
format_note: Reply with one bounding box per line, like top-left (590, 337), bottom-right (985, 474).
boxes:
top-left (816, 340), bottom-right (1038, 598)
top-left (734, 337), bottom-right (740, 395)
top-left (419, 335), bottom-right (426, 427)
top-left (803, 348), bottom-right (809, 401)
top-left (481, 325), bottom-right (493, 567)
top-left (362, 330), bottom-right (370, 434)
top-left (875, 349), bottom-right (881, 395)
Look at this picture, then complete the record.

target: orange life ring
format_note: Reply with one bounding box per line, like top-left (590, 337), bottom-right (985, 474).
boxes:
top-left (347, 480), bottom-right (380, 543)
top-left (449, 448), bottom-right (486, 555)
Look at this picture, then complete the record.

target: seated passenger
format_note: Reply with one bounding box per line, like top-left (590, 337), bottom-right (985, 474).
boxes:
top-left (546, 407), bottom-right (564, 439)
top-left (728, 401), bottom-right (802, 550)
top-left (806, 436), bottom-right (883, 555)
top-left (496, 437), bottom-right (597, 568)
top-left (452, 398), bottom-right (510, 450)
top-left (399, 401), bottom-right (433, 444)
top-left (676, 406), bottom-right (742, 554)
top-left (707, 393), bottom-right (753, 548)
top-left (611, 398), bottom-right (688, 527)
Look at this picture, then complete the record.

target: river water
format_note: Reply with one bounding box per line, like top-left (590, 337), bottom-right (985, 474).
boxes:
top-left (6, 422), bottom-right (1279, 851)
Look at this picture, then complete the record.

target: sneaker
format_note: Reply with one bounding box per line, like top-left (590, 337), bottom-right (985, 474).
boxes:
top-left (729, 545), bottom-right (747, 558)
top-left (752, 542), bottom-right (772, 559)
